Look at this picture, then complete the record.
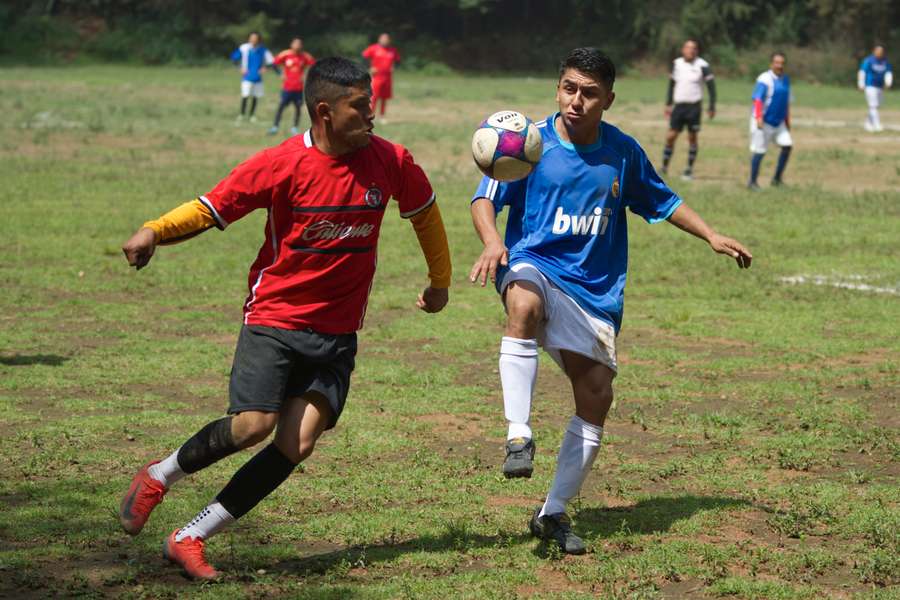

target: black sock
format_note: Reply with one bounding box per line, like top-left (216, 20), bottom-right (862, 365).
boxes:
top-left (273, 101), bottom-right (286, 127)
top-left (687, 145), bottom-right (698, 170)
top-left (176, 417), bottom-right (238, 474)
top-left (250, 97), bottom-right (258, 117)
top-left (240, 97), bottom-right (248, 116)
top-left (774, 146), bottom-right (791, 182)
top-left (216, 443), bottom-right (297, 519)
top-left (293, 104), bottom-right (301, 128)
top-left (662, 145), bottom-right (673, 168)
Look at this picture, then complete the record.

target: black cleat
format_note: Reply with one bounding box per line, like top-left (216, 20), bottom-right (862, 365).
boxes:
top-left (502, 437), bottom-right (535, 479)
top-left (529, 507), bottom-right (586, 555)
top-left (771, 178), bottom-right (786, 187)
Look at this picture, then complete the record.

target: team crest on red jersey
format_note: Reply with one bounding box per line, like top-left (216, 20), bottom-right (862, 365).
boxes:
top-left (365, 186), bottom-right (383, 208)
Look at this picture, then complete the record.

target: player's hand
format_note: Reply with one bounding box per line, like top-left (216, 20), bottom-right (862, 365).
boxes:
top-left (369, 67), bottom-right (377, 76)
top-left (122, 227), bottom-right (157, 271)
top-left (664, 106), bottom-right (672, 117)
top-left (755, 117), bottom-right (763, 129)
top-left (241, 68), bottom-right (247, 75)
top-left (417, 286), bottom-right (448, 313)
top-left (708, 109), bottom-right (716, 120)
top-left (708, 233), bottom-right (752, 269)
top-left (469, 241), bottom-right (508, 287)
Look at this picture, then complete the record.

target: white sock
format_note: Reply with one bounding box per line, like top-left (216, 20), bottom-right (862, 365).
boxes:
top-left (148, 450), bottom-right (186, 488)
top-left (869, 107), bottom-right (881, 129)
top-left (175, 501), bottom-right (235, 542)
top-left (499, 337), bottom-right (538, 441)
top-left (540, 416), bottom-right (603, 517)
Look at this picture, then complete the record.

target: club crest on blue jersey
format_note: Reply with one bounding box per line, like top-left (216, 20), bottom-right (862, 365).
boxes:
top-left (365, 186), bottom-right (383, 208)
top-left (611, 176), bottom-right (620, 198)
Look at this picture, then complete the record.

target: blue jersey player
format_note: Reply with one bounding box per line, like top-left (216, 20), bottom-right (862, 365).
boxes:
top-left (230, 31), bottom-right (275, 124)
top-left (470, 47), bottom-right (752, 555)
top-left (748, 52), bottom-right (793, 190)
top-left (858, 45), bottom-right (893, 132)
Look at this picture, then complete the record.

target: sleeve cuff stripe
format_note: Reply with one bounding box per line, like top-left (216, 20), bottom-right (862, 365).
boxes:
top-left (400, 192), bottom-right (436, 218)
top-left (199, 196), bottom-right (229, 229)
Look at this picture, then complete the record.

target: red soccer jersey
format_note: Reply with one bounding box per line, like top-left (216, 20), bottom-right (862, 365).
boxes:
top-left (200, 131), bottom-right (435, 334)
top-left (274, 50), bottom-right (315, 92)
top-left (362, 44), bottom-right (400, 78)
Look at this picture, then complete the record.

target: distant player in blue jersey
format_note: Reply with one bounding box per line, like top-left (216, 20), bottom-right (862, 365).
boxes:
top-left (231, 32), bottom-right (275, 124)
top-left (748, 52), bottom-right (792, 190)
top-left (469, 47), bottom-right (752, 555)
top-left (858, 45), bottom-right (893, 132)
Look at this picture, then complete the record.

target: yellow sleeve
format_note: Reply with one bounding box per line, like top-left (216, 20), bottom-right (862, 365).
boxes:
top-left (143, 199), bottom-right (218, 246)
top-left (409, 202), bottom-right (452, 289)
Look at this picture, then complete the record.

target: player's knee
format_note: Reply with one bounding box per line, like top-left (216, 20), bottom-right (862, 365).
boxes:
top-left (296, 437), bottom-right (317, 462)
top-left (232, 411), bottom-right (278, 448)
top-left (505, 285), bottom-right (543, 329)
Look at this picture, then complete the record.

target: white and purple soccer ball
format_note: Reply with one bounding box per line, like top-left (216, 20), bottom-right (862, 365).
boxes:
top-left (471, 110), bottom-right (542, 181)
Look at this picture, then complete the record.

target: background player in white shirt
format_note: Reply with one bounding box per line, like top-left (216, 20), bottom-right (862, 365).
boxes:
top-left (661, 40), bottom-right (716, 180)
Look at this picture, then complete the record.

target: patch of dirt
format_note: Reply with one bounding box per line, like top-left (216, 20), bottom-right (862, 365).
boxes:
top-left (515, 564), bottom-right (589, 598)
top-left (415, 412), bottom-right (485, 439)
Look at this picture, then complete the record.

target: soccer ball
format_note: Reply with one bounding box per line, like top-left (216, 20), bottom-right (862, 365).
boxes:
top-left (471, 110), bottom-right (542, 181)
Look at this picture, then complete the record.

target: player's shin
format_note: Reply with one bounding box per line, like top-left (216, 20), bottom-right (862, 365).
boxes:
top-left (749, 153), bottom-right (764, 185)
top-left (662, 145), bottom-right (673, 170)
top-left (174, 416), bottom-right (240, 475)
top-left (499, 337), bottom-right (539, 440)
top-left (688, 144), bottom-right (698, 170)
top-left (774, 146), bottom-right (791, 183)
top-left (540, 416), bottom-right (602, 517)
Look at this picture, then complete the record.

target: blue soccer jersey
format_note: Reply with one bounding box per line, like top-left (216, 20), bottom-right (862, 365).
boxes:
top-left (472, 114), bottom-right (682, 332)
top-left (231, 43), bottom-right (275, 83)
top-left (860, 55), bottom-right (893, 88)
top-left (751, 70), bottom-right (791, 126)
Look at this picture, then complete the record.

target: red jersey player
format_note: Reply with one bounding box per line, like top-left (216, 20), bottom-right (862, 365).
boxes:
top-left (118, 57), bottom-right (451, 580)
top-left (362, 32), bottom-right (401, 120)
top-left (269, 37), bottom-right (315, 135)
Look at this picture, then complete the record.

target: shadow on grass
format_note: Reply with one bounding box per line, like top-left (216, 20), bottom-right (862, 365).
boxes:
top-left (273, 528), bottom-right (532, 579)
top-left (576, 494), bottom-right (752, 538)
top-left (0, 354), bottom-right (69, 366)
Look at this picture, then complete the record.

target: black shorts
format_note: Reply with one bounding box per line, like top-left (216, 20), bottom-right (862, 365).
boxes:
top-left (228, 325), bottom-right (357, 429)
top-left (280, 90), bottom-right (304, 105)
top-left (670, 102), bottom-right (702, 132)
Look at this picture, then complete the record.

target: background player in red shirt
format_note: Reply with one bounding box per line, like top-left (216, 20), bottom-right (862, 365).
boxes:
top-left (117, 57), bottom-right (451, 580)
top-left (362, 32), bottom-right (401, 121)
top-left (269, 37), bottom-right (315, 136)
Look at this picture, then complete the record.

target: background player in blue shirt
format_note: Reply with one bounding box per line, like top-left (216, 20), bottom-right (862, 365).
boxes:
top-left (748, 52), bottom-right (793, 189)
top-left (858, 45), bottom-right (893, 132)
top-left (230, 31), bottom-right (275, 124)
top-left (470, 47), bottom-right (753, 555)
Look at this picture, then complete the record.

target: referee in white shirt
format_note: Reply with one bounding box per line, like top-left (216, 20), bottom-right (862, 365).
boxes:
top-left (661, 40), bottom-right (716, 180)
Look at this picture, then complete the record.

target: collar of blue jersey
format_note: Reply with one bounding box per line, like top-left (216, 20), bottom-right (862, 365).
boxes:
top-left (550, 113), bottom-right (604, 154)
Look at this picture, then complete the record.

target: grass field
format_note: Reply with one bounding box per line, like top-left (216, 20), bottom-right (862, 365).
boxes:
top-left (0, 65), bottom-right (898, 599)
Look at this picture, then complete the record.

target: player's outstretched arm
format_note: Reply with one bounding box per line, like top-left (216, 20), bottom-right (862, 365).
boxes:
top-left (122, 199), bottom-right (217, 270)
top-left (410, 203), bottom-right (451, 314)
top-left (666, 203), bottom-right (752, 269)
top-left (469, 197), bottom-right (508, 286)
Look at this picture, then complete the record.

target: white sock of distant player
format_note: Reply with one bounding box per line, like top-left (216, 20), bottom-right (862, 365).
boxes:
top-left (175, 501), bottom-right (235, 542)
top-left (869, 106), bottom-right (881, 130)
top-left (148, 450), bottom-right (186, 488)
top-left (540, 416), bottom-right (602, 517)
top-left (499, 336), bottom-right (538, 440)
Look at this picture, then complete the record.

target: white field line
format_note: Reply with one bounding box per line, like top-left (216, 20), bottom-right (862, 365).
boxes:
top-left (779, 274), bottom-right (900, 295)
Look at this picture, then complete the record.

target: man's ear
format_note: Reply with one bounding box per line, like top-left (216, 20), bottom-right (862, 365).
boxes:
top-left (604, 91), bottom-right (616, 111)
top-left (315, 100), bottom-right (331, 123)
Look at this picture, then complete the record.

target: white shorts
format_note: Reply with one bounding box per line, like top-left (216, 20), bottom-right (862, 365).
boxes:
top-left (241, 81), bottom-right (265, 98)
top-left (749, 118), bottom-right (793, 154)
top-left (500, 263), bottom-right (617, 373)
top-left (865, 86), bottom-right (883, 109)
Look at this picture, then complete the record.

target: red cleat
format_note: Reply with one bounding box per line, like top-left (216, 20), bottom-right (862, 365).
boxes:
top-left (119, 461), bottom-right (167, 535)
top-left (163, 529), bottom-right (221, 580)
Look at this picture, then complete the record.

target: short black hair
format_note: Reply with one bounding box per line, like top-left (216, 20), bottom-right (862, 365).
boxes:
top-left (559, 47), bottom-right (616, 90)
top-left (305, 57), bottom-right (372, 122)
